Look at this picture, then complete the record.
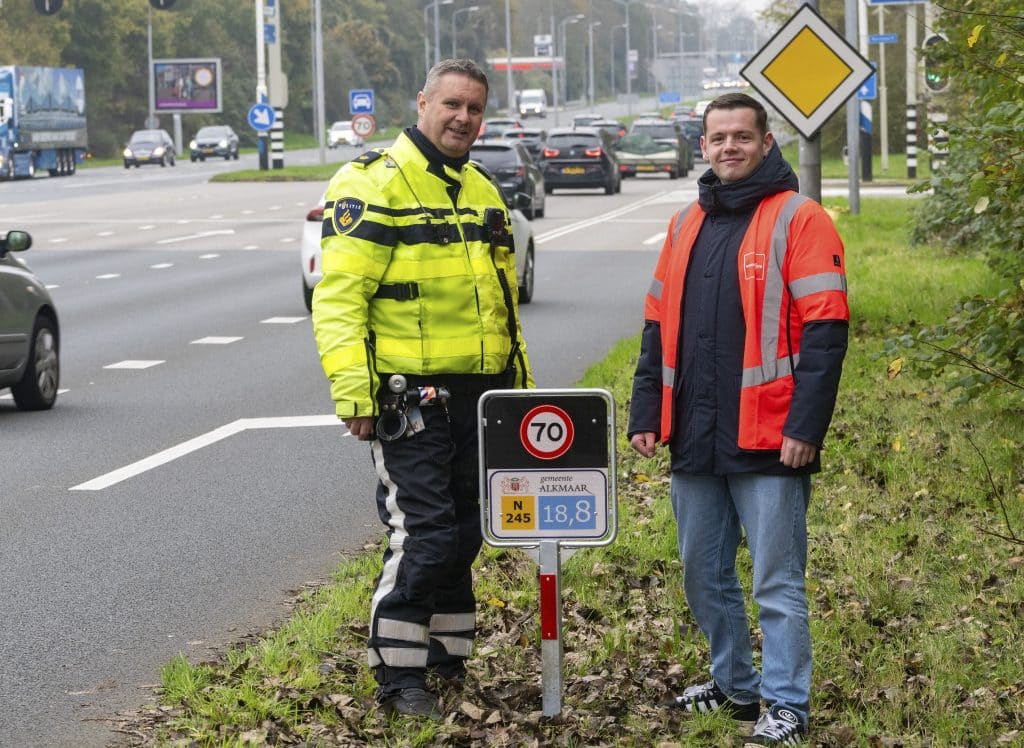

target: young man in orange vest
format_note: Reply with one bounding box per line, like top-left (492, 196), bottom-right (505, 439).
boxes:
top-left (628, 92), bottom-right (849, 746)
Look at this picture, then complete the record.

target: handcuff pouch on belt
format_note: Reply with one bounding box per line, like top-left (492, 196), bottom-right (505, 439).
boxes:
top-left (376, 374), bottom-right (451, 441)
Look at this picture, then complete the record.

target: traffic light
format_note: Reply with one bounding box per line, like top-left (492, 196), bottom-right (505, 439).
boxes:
top-left (923, 34), bottom-right (949, 93)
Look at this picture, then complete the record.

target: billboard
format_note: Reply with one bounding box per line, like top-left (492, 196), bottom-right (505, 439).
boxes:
top-left (153, 58), bottom-right (222, 113)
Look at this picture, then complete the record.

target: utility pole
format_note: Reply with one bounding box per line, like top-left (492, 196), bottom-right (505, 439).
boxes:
top-left (798, 0), bottom-right (821, 203)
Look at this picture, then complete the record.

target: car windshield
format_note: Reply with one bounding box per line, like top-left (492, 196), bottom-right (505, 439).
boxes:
top-left (547, 134), bottom-right (600, 149)
top-left (470, 147), bottom-right (518, 168)
top-left (632, 123), bottom-right (677, 139)
top-left (615, 134), bottom-right (672, 154)
top-left (197, 127), bottom-right (227, 138)
top-left (331, 122), bottom-right (352, 131)
top-left (130, 130), bottom-right (163, 143)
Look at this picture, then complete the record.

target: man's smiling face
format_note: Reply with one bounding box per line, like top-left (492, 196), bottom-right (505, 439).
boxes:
top-left (416, 73), bottom-right (487, 159)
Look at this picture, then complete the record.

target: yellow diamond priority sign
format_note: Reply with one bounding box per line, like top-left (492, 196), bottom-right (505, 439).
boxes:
top-left (741, 5), bottom-right (873, 139)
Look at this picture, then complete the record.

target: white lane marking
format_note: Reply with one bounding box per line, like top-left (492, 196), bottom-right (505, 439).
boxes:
top-left (199, 253), bottom-right (219, 259)
top-left (535, 192), bottom-right (673, 245)
top-left (139, 224), bottom-right (156, 230)
top-left (45, 284), bottom-right (60, 289)
top-left (97, 231), bottom-right (115, 237)
top-left (279, 237), bottom-right (296, 243)
top-left (262, 316), bottom-right (307, 324)
top-left (209, 214), bottom-right (223, 219)
top-left (176, 219), bottom-right (191, 224)
top-left (96, 273), bottom-right (121, 279)
top-left (151, 263), bottom-right (173, 269)
top-left (191, 336), bottom-right (242, 345)
top-left (643, 231), bottom-right (667, 246)
top-left (69, 415), bottom-right (344, 491)
top-left (242, 245), bottom-right (259, 250)
top-left (104, 360), bottom-right (164, 369)
top-left (157, 229), bottom-right (235, 245)
top-left (50, 238), bottom-right (68, 244)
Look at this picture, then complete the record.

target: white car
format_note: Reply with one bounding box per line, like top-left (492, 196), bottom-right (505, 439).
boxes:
top-left (327, 120), bottom-right (364, 148)
top-left (301, 187), bottom-right (535, 312)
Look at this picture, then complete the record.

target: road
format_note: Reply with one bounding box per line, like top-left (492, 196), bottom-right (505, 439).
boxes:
top-left (0, 152), bottom-right (693, 747)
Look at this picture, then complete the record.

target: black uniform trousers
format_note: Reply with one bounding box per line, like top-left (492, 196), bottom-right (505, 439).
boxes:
top-left (367, 374), bottom-right (505, 695)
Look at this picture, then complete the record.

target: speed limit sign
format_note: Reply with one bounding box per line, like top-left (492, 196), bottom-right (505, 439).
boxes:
top-left (520, 405), bottom-right (574, 460)
top-left (351, 113), bottom-right (376, 138)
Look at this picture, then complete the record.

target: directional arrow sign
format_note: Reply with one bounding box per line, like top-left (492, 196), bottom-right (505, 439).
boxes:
top-left (740, 4), bottom-right (874, 139)
top-left (247, 102), bottom-right (275, 131)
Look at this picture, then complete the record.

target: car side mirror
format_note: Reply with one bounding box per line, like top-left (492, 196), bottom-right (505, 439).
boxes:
top-left (0, 230), bottom-right (32, 255)
top-left (514, 193), bottom-right (532, 211)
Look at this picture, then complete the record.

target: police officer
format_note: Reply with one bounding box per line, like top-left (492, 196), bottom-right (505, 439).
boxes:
top-left (312, 58), bottom-right (533, 720)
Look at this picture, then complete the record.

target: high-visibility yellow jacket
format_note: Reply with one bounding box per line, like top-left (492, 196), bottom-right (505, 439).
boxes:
top-left (312, 131), bottom-right (533, 418)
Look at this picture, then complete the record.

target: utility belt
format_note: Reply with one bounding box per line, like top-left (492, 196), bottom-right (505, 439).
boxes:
top-left (375, 370), bottom-right (514, 441)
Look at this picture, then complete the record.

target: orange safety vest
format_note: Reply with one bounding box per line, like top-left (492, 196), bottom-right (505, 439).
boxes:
top-left (644, 191), bottom-right (849, 450)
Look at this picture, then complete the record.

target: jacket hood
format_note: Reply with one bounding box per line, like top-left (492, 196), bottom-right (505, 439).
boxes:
top-left (697, 141), bottom-right (799, 215)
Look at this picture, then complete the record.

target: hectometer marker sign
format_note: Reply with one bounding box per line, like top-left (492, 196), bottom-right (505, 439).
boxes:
top-left (479, 389), bottom-right (616, 547)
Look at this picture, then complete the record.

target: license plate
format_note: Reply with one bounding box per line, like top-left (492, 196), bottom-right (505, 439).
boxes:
top-left (562, 166), bottom-right (585, 175)
top-left (637, 164), bottom-right (656, 171)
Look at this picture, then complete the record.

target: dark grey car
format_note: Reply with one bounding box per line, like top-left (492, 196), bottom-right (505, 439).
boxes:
top-left (0, 230), bottom-right (60, 410)
top-left (124, 129), bottom-right (176, 168)
top-left (470, 142), bottom-right (546, 220)
top-left (189, 125), bottom-right (240, 161)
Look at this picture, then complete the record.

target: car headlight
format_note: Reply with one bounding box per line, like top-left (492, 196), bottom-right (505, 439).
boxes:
top-left (153, 146), bottom-right (166, 156)
top-left (189, 140), bottom-right (198, 149)
top-left (218, 139), bottom-right (228, 148)
top-left (123, 148), bottom-right (133, 158)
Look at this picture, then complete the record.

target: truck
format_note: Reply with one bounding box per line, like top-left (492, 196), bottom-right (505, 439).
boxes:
top-left (0, 66), bottom-right (88, 179)
top-left (517, 88), bottom-right (548, 119)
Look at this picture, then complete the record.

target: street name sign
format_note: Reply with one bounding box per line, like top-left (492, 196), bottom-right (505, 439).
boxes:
top-left (740, 4), bottom-right (874, 139)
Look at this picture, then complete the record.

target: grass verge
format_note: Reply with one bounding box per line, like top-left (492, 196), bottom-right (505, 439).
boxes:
top-left (114, 198), bottom-right (1023, 747)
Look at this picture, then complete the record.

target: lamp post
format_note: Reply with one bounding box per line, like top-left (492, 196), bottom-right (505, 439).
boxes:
top-left (588, 21), bottom-right (601, 108)
top-left (611, 23), bottom-right (626, 97)
top-left (652, 23), bottom-right (662, 99)
top-left (423, 0), bottom-right (454, 75)
top-left (558, 13), bottom-right (584, 110)
top-left (611, 0), bottom-right (632, 116)
top-left (451, 5), bottom-right (479, 58)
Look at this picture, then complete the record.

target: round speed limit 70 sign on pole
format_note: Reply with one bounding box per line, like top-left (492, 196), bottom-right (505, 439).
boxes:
top-left (351, 114), bottom-right (376, 139)
top-left (478, 389), bottom-right (617, 547)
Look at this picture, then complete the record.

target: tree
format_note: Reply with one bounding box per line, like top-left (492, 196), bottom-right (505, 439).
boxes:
top-left (894, 1), bottom-right (1024, 400)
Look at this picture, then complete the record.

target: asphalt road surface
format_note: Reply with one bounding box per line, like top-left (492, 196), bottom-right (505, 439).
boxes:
top-left (1, 154), bottom-right (693, 747)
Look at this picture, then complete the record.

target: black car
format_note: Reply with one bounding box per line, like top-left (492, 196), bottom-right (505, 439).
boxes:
top-left (189, 125), bottom-right (240, 161)
top-left (123, 129), bottom-right (176, 168)
top-left (470, 142), bottom-right (545, 220)
top-left (672, 114), bottom-right (704, 161)
top-left (540, 126), bottom-right (621, 195)
top-left (500, 126), bottom-right (547, 160)
top-left (628, 118), bottom-right (693, 175)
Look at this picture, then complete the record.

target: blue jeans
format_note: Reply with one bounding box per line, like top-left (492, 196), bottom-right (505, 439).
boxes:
top-left (671, 472), bottom-right (811, 725)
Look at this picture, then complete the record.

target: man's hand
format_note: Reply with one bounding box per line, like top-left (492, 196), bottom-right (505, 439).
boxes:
top-left (344, 416), bottom-right (375, 441)
top-left (630, 431), bottom-right (658, 458)
top-left (780, 436), bottom-right (817, 468)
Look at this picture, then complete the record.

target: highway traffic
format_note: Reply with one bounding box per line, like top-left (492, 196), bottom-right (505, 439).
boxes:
top-left (0, 146), bottom-right (694, 747)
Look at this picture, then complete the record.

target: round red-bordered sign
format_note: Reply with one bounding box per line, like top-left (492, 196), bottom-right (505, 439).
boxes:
top-left (519, 404), bottom-right (574, 460)
top-left (351, 113), bottom-right (376, 138)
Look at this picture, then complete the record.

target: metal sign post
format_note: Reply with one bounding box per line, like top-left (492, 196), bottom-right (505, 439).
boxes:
top-left (479, 388), bottom-right (617, 717)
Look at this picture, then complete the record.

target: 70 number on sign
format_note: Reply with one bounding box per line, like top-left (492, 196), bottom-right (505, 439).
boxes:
top-left (520, 405), bottom-right (575, 460)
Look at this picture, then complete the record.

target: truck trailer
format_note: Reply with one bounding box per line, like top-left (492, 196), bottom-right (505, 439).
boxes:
top-left (0, 66), bottom-right (88, 179)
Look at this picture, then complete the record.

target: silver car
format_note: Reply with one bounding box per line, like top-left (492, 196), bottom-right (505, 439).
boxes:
top-left (0, 230), bottom-right (60, 410)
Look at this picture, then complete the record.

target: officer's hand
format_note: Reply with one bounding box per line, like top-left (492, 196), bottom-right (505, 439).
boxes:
top-left (630, 432), bottom-right (658, 458)
top-left (344, 416), bottom-right (375, 441)
top-left (780, 436), bottom-right (817, 468)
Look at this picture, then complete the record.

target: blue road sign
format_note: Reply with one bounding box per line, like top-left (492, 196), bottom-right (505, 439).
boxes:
top-left (248, 103), bottom-right (275, 131)
top-left (857, 72), bottom-right (877, 101)
top-left (869, 33), bottom-right (899, 44)
top-left (658, 91), bottom-right (681, 105)
top-left (264, 23), bottom-right (276, 44)
top-left (349, 89), bottom-right (375, 115)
